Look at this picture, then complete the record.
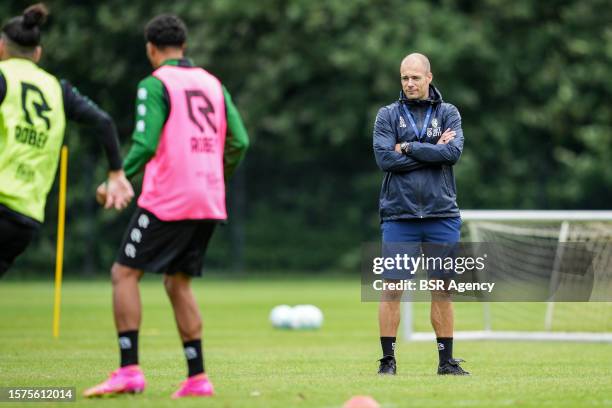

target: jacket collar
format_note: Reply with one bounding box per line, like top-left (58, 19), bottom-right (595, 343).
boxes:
top-left (399, 84), bottom-right (443, 106)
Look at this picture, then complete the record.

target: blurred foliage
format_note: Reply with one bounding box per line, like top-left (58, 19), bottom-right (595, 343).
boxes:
top-left (2, 0), bottom-right (611, 276)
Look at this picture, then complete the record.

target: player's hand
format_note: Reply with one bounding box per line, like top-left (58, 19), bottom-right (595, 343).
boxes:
top-left (437, 128), bottom-right (456, 145)
top-left (96, 182), bottom-right (107, 206)
top-left (103, 170), bottom-right (134, 210)
top-left (395, 143), bottom-right (402, 153)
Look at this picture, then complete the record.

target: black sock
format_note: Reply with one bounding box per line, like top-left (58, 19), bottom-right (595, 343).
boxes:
top-left (183, 339), bottom-right (205, 377)
top-left (436, 337), bottom-right (453, 364)
top-left (118, 330), bottom-right (139, 367)
top-left (380, 337), bottom-right (396, 358)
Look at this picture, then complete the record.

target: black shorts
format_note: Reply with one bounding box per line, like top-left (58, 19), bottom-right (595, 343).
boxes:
top-left (115, 208), bottom-right (216, 277)
top-left (0, 214), bottom-right (37, 277)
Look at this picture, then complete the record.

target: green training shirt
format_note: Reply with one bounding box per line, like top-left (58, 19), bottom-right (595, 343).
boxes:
top-left (123, 58), bottom-right (249, 180)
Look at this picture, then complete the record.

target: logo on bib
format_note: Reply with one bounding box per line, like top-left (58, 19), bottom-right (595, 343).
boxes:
top-left (185, 89), bottom-right (217, 133)
top-left (21, 82), bottom-right (51, 130)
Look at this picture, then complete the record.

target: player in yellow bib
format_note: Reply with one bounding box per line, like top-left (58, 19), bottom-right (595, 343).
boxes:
top-left (0, 3), bottom-right (134, 277)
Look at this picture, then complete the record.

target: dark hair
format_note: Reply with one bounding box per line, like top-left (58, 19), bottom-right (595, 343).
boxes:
top-left (144, 14), bottom-right (187, 47)
top-left (1, 3), bottom-right (49, 48)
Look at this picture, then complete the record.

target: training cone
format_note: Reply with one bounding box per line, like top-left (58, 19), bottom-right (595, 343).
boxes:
top-left (343, 395), bottom-right (380, 408)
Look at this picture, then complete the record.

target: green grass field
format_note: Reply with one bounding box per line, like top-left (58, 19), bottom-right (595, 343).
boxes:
top-left (1, 277), bottom-right (612, 407)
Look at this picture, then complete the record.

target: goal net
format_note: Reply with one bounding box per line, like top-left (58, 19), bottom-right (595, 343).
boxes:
top-left (403, 210), bottom-right (612, 342)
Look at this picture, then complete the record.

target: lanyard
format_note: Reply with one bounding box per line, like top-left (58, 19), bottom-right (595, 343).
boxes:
top-left (401, 104), bottom-right (433, 142)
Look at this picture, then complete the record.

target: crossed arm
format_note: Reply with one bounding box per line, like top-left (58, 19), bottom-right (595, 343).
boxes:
top-left (372, 105), bottom-right (464, 173)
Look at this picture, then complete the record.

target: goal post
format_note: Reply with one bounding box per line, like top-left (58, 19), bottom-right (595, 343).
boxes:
top-left (402, 210), bottom-right (612, 343)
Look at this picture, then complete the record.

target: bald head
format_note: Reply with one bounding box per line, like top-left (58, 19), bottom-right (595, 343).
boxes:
top-left (400, 53), bottom-right (433, 100)
top-left (401, 53), bottom-right (431, 73)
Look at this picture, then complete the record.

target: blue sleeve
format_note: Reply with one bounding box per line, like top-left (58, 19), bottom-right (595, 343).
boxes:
top-left (407, 104), bottom-right (464, 165)
top-left (373, 107), bottom-right (429, 173)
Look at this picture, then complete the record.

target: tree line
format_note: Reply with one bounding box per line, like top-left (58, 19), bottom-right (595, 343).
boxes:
top-left (2, 0), bottom-right (610, 276)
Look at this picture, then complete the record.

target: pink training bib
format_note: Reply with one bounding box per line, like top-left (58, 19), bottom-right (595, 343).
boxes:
top-left (138, 65), bottom-right (228, 221)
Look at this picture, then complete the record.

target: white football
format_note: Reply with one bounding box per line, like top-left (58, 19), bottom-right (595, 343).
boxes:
top-left (269, 305), bottom-right (293, 328)
top-left (289, 305), bottom-right (308, 329)
top-left (305, 305), bottom-right (324, 328)
top-left (290, 304), bottom-right (323, 330)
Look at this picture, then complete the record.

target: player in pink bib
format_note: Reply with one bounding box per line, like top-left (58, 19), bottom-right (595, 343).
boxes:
top-left (139, 64), bottom-right (228, 221)
top-left (86, 14), bottom-right (249, 399)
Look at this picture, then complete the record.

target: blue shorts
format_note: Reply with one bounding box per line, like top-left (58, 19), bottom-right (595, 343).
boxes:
top-left (381, 217), bottom-right (462, 280)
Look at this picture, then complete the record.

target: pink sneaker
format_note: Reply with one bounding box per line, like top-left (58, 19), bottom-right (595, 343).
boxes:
top-left (83, 365), bottom-right (146, 397)
top-left (171, 373), bottom-right (214, 399)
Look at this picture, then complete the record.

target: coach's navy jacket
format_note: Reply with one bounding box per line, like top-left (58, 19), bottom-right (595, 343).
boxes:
top-left (373, 85), bottom-right (463, 222)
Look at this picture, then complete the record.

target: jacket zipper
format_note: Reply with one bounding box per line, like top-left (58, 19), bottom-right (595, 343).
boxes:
top-left (417, 103), bottom-right (433, 218)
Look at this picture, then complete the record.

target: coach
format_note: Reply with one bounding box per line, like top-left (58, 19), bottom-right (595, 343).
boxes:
top-left (372, 53), bottom-right (468, 376)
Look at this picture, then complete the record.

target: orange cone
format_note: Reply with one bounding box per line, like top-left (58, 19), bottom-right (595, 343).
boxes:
top-left (343, 395), bottom-right (380, 408)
